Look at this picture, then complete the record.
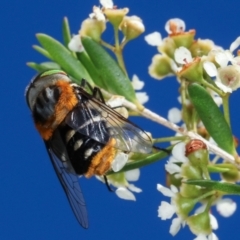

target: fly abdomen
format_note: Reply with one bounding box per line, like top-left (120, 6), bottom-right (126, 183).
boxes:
top-left (60, 125), bottom-right (106, 175)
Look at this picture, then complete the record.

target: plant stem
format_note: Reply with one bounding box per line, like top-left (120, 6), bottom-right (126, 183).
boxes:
top-left (113, 25), bottom-right (128, 76)
top-left (154, 136), bottom-right (187, 143)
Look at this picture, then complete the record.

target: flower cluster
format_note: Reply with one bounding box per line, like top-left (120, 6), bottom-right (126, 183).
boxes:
top-left (145, 18), bottom-right (240, 238)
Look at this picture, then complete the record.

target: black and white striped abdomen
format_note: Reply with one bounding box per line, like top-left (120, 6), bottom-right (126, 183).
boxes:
top-left (59, 107), bottom-right (110, 175)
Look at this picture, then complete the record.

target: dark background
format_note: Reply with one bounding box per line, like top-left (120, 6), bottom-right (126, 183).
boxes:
top-left (1, 0), bottom-right (240, 239)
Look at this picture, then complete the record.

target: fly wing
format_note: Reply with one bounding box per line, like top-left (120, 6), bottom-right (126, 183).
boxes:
top-left (45, 133), bottom-right (88, 228)
top-left (65, 88), bottom-right (153, 154)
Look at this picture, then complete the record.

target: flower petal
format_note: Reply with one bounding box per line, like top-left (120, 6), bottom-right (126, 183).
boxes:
top-left (230, 36), bottom-right (240, 53)
top-left (128, 183), bottom-right (142, 193)
top-left (157, 184), bottom-right (175, 197)
top-left (68, 35), bottom-right (84, 52)
top-left (216, 198), bottom-right (237, 217)
top-left (169, 217), bottom-right (182, 236)
top-left (158, 201), bottom-right (176, 220)
top-left (111, 152), bottom-right (129, 172)
top-left (144, 32), bottom-right (162, 46)
top-left (115, 187), bottom-right (136, 201)
top-left (208, 232), bottom-right (219, 240)
top-left (165, 161), bottom-right (181, 174)
top-left (168, 107), bottom-right (182, 123)
top-left (174, 47), bottom-right (192, 64)
top-left (172, 142), bottom-right (188, 163)
top-left (136, 92), bottom-right (149, 104)
top-left (165, 18), bottom-right (186, 34)
top-left (132, 74), bottom-right (145, 90)
top-left (215, 80), bottom-right (232, 93)
top-left (125, 168), bottom-right (140, 181)
top-left (210, 214), bottom-right (218, 230)
top-left (203, 61), bottom-right (217, 77)
top-left (194, 234), bottom-right (208, 240)
top-left (100, 0), bottom-right (114, 8)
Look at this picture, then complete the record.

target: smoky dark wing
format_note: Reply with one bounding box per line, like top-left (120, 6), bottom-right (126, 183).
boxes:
top-left (65, 88), bottom-right (153, 153)
top-left (45, 142), bottom-right (88, 228)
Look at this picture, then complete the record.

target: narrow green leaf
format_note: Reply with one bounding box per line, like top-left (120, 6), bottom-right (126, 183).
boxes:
top-left (36, 33), bottom-right (93, 85)
top-left (27, 62), bottom-right (61, 72)
top-left (62, 17), bottom-right (72, 47)
top-left (32, 45), bottom-right (52, 60)
top-left (185, 179), bottom-right (240, 195)
top-left (81, 37), bottom-right (141, 108)
top-left (106, 146), bottom-right (172, 175)
top-left (188, 83), bottom-right (235, 155)
top-left (76, 51), bottom-right (107, 89)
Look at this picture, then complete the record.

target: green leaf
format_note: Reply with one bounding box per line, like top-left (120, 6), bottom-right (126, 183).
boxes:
top-left (32, 45), bottom-right (52, 60)
top-left (62, 17), bottom-right (72, 48)
top-left (185, 179), bottom-right (240, 195)
top-left (106, 146), bottom-right (171, 175)
top-left (81, 37), bottom-right (141, 108)
top-left (188, 83), bottom-right (235, 155)
top-left (36, 33), bottom-right (93, 85)
top-left (76, 51), bottom-right (107, 89)
top-left (27, 62), bottom-right (61, 72)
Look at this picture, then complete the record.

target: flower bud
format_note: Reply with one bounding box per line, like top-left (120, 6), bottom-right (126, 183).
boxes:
top-left (119, 16), bottom-right (145, 41)
top-left (219, 163), bottom-right (239, 182)
top-left (187, 211), bottom-right (211, 235)
top-left (190, 39), bottom-right (215, 57)
top-left (158, 38), bottom-right (177, 59)
top-left (149, 54), bottom-right (175, 80)
top-left (79, 18), bottom-right (106, 42)
top-left (103, 8), bottom-right (129, 28)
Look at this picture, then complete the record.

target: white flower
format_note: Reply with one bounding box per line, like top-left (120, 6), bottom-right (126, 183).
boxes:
top-left (216, 198), bottom-right (237, 217)
top-left (68, 35), bottom-right (84, 52)
top-left (165, 18), bottom-right (186, 34)
top-left (174, 47), bottom-right (193, 65)
top-left (218, 65), bottom-right (240, 91)
top-left (144, 32), bottom-right (162, 46)
top-left (168, 107), bottom-right (182, 123)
